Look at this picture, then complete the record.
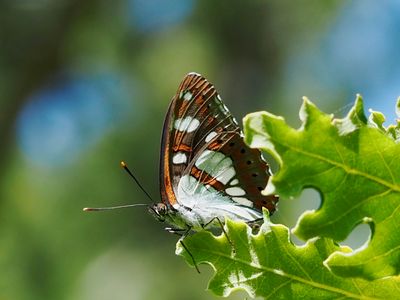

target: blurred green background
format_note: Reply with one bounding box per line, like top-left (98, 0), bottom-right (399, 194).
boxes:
top-left (1, 1), bottom-right (399, 299)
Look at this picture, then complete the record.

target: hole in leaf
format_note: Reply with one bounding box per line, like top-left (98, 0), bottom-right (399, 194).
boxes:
top-left (270, 188), bottom-right (321, 245)
top-left (261, 151), bottom-right (279, 173)
top-left (339, 222), bottom-right (372, 250)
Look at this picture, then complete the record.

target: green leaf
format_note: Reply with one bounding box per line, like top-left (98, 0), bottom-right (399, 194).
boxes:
top-left (367, 98), bottom-right (400, 141)
top-left (368, 109), bottom-right (386, 131)
top-left (243, 97), bottom-right (400, 280)
top-left (177, 211), bottom-right (400, 299)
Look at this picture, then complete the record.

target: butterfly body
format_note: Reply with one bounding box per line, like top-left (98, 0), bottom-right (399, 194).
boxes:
top-left (153, 73), bottom-right (278, 231)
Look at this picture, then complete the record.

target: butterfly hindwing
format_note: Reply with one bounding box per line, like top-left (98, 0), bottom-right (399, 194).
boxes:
top-left (187, 131), bottom-right (278, 214)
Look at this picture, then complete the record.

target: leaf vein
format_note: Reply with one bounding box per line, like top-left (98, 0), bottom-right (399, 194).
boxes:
top-left (264, 279), bottom-right (292, 300)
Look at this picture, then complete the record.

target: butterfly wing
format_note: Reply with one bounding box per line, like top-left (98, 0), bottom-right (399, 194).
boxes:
top-left (160, 72), bottom-right (239, 207)
top-left (160, 72), bottom-right (278, 219)
top-left (186, 131), bottom-right (278, 214)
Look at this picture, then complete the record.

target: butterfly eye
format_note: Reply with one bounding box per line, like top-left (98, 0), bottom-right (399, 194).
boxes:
top-left (246, 160), bottom-right (252, 165)
top-left (148, 204), bottom-right (167, 223)
top-left (240, 149), bottom-right (246, 154)
top-left (252, 173), bottom-right (258, 177)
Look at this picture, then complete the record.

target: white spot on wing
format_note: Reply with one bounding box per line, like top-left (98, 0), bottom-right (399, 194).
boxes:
top-left (232, 197), bottom-right (253, 207)
top-left (195, 150), bottom-right (236, 184)
top-left (183, 91), bottom-right (193, 101)
top-left (172, 152), bottom-right (187, 164)
top-left (195, 150), bottom-right (214, 167)
top-left (174, 116), bottom-right (200, 132)
top-left (216, 167), bottom-right (235, 184)
top-left (230, 179), bottom-right (239, 185)
top-left (177, 175), bottom-right (209, 205)
top-left (205, 131), bottom-right (217, 142)
top-left (226, 187), bottom-right (246, 196)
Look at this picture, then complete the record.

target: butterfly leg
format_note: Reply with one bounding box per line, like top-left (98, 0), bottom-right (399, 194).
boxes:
top-left (177, 227), bottom-right (201, 274)
top-left (164, 227), bottom-right (200, 272)
top-left (179, 240), bottom-right (201, 274)
top-left (202, 217), bottom-right (235, 252)
top-left (164, 227), bottom-right (187, 236)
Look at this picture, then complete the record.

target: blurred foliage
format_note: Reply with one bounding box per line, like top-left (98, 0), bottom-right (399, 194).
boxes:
top-left (0, 0), bottom-right (399, 299)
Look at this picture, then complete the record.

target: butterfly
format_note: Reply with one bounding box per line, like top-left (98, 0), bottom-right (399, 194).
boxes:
top-left (148, 72), bottom-right (278, 234)
top-left (83, 72), bottom-right (279, 272)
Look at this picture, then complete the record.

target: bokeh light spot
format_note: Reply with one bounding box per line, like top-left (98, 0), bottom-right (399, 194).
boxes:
top-left (127, 0), bottom-right (195, 32)
top-left (16, 72), bottom-right (134, 167)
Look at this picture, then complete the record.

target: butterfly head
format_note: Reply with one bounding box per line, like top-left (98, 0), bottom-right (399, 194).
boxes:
top-left (148, 202), bottom-right (169, 222)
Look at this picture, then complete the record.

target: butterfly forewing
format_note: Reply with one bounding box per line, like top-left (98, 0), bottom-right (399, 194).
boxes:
top-left (160, 72), bottom-right (278, 218)
top-left (160, 73), bottom-right (239, 206)
top-left (172, 73), bottom-right (239, 160)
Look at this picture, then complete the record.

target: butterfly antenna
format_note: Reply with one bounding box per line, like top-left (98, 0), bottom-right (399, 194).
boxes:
top-left (120, 161), bottom-right (154, 203)
top-left (83, 203), bottom-right (148, 212)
